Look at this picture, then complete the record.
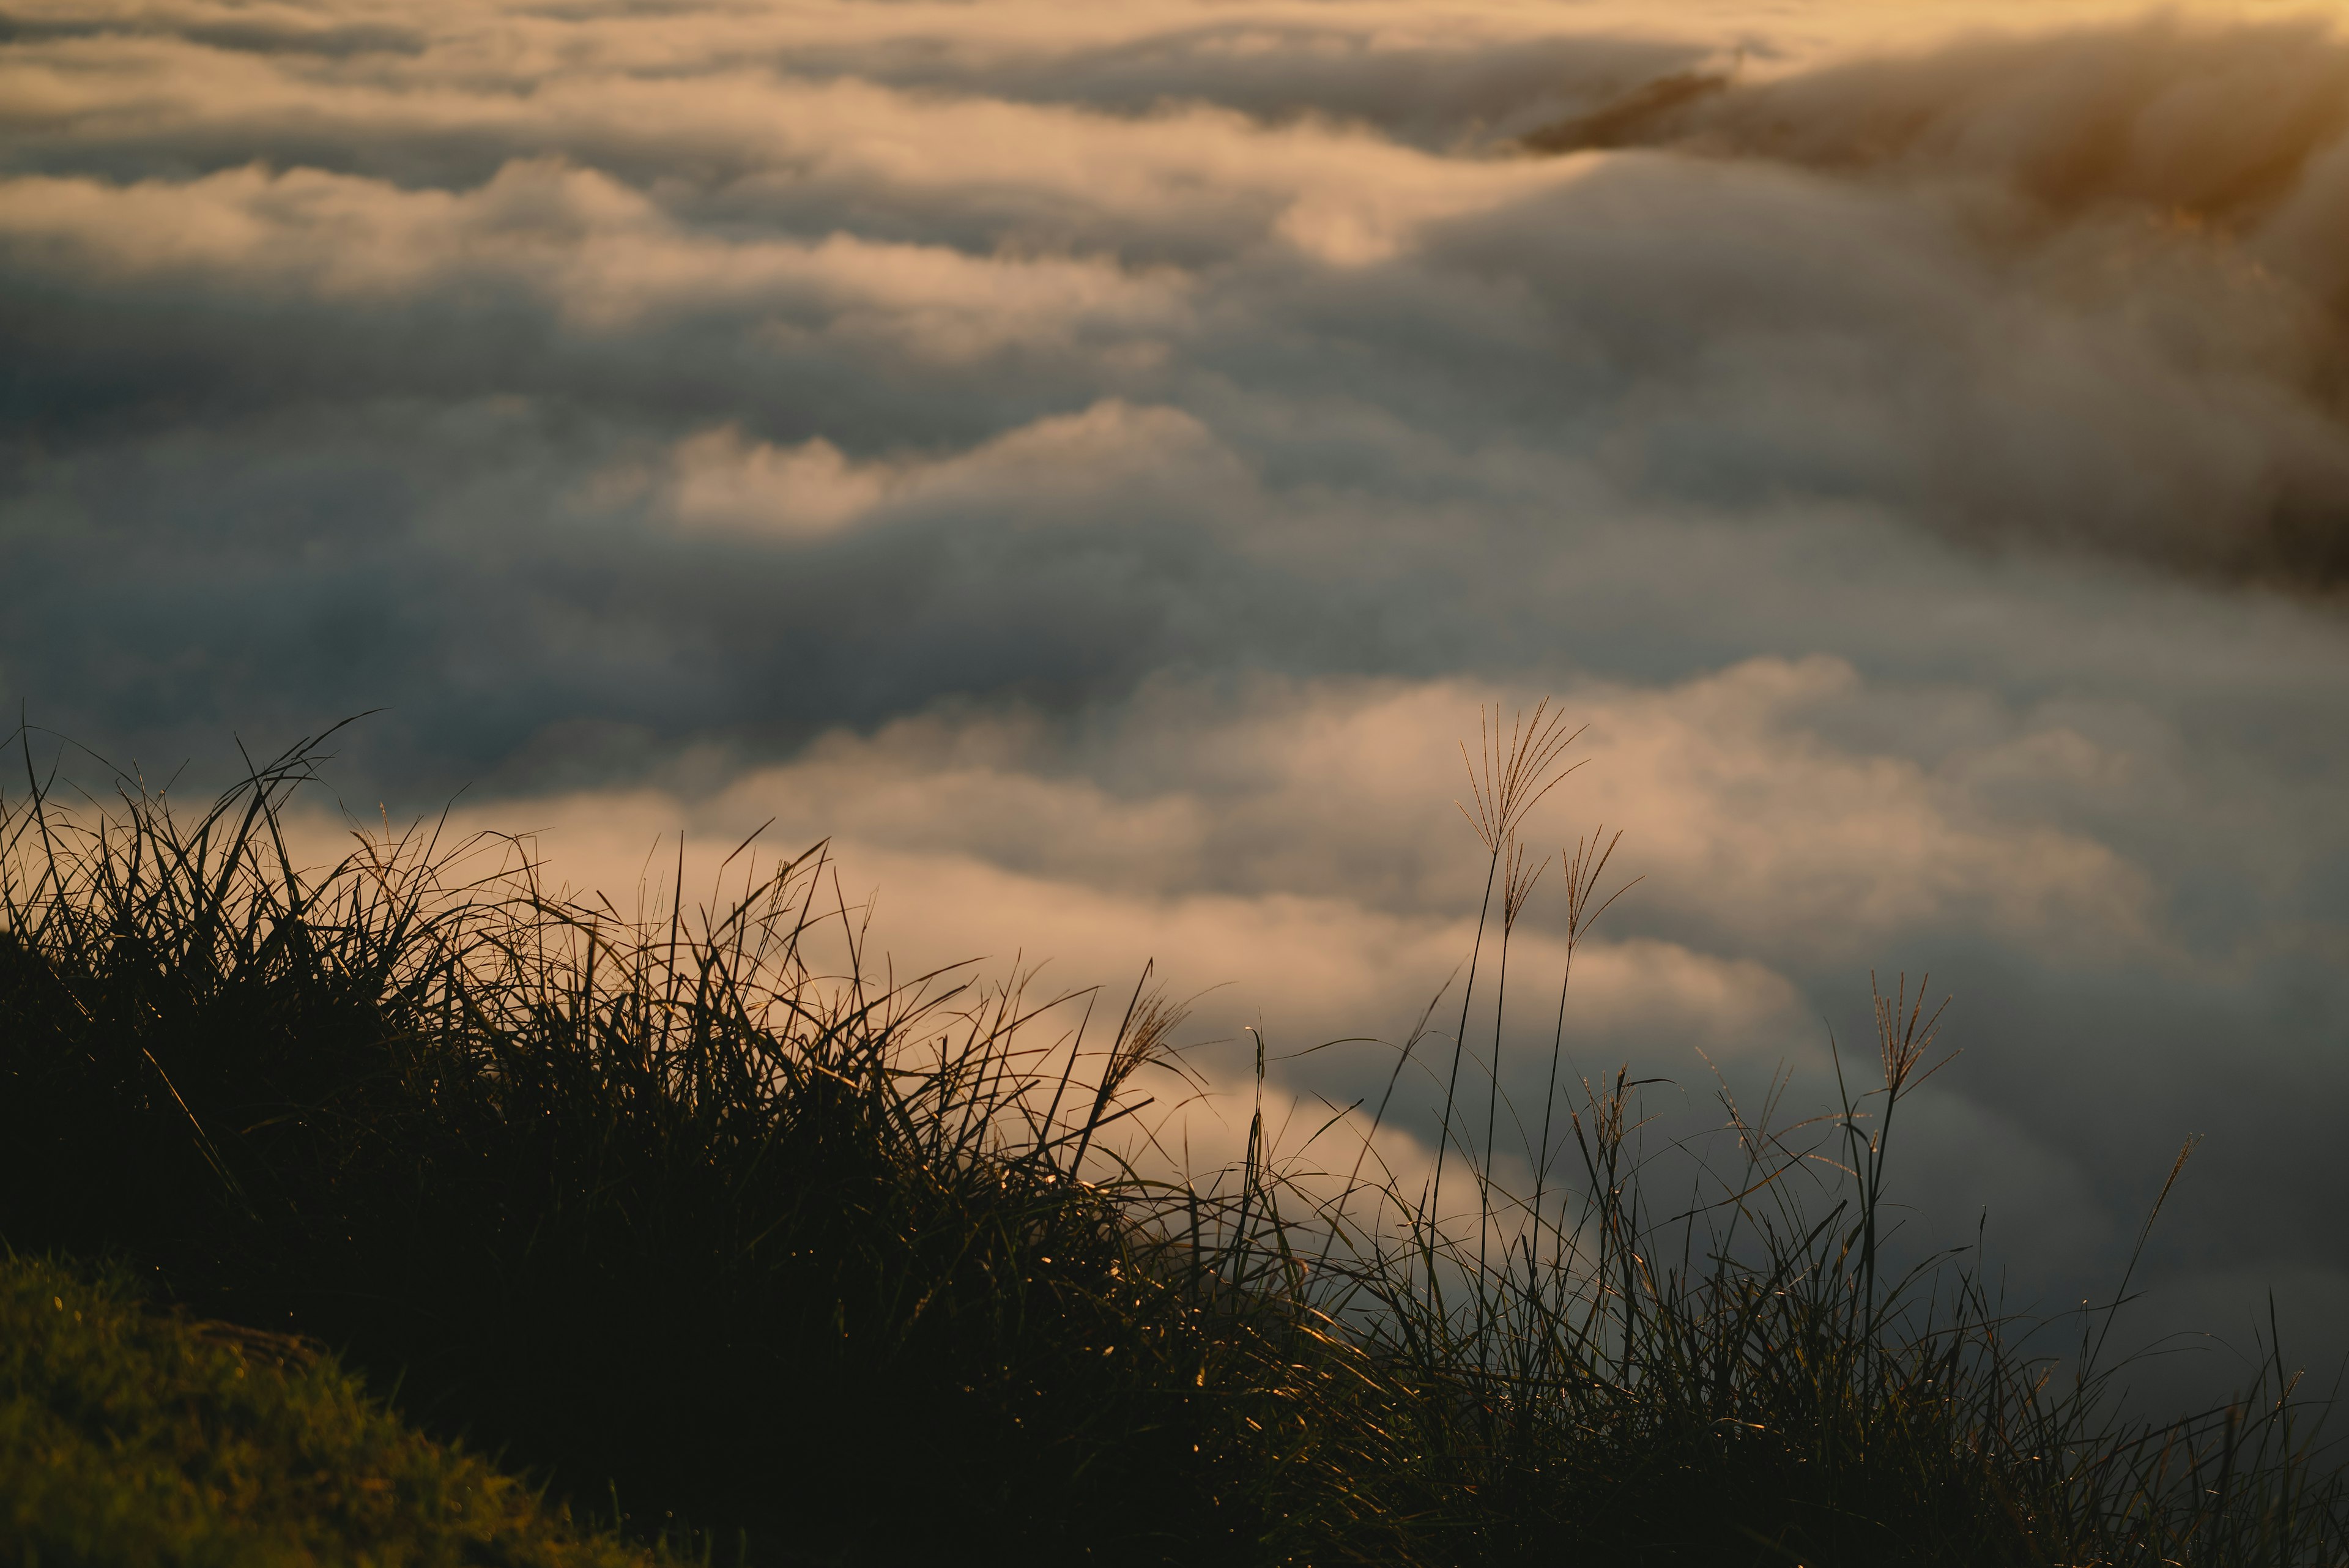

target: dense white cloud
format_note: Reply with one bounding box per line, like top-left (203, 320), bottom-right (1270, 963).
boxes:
top-left (6, 0), bottom-right (2348, 1399)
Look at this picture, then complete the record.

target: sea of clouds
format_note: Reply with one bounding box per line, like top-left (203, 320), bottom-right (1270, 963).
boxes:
top-left (5, 0), bottom-right (2347, 1403)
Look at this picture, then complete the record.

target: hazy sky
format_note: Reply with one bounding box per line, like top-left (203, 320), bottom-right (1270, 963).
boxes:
top-left (6, 0), bottom-right (2348, 1397)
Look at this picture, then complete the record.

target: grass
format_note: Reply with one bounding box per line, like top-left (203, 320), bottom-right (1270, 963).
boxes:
top-left (0, 1251), bottom-right (656, 1568)
top-left (0, 715), bottom-right (2342, 1566)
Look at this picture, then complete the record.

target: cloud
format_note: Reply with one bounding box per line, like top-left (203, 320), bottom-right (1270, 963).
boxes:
top-left (1516, 13), bottom-right (2349, 583)
top-left (7, 0), bottom-right (2349, 1393)
top-left (0, 157), bottom-right (1192, 349)
top-left (15, 9), bottom-right (2349, 587)
top-left (656, 401), bottom-right (1244, 538)
top-left (594, 666), bottom-right (2151, 959)
top-left (0, 35), bottom-right (1578, 262)
top-left (1578, 14), bottom-right (2349, 229)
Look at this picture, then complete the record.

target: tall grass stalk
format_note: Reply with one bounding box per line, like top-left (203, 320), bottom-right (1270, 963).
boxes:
top-left (1429, 704), bottom-right (1582, 1268)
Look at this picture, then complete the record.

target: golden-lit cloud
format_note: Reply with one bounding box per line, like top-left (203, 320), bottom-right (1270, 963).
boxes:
top-left (0, 158), bottom-right (1191, 350)
top-left (9, 0), bottom-right (2349, 1365)
top-left (658, 402), bottom-right (1242, 537)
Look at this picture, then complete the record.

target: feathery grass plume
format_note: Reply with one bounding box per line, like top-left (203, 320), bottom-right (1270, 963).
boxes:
top-left (1455, 700), bottom-right (1586, 860)
top-left (1431, 701), bottom-right (1584, 1276)
top-left (1831, 972), bottom-right (1956, 1335)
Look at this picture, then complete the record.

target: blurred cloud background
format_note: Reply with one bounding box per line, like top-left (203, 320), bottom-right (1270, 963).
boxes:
top-left (5, 0), bottom-right (2346, 1405)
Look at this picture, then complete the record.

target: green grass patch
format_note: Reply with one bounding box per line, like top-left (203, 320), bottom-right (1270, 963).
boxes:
top-left (0, 1252), bottom-right (654, 1568)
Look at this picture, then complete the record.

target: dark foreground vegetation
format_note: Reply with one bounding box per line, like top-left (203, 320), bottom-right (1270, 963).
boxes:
top-left (2, 716), bottom-right (2342, 1566)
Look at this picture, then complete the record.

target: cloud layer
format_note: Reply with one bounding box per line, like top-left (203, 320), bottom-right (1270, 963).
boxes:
top-left (6, 0), bottom-right (2348, 1401)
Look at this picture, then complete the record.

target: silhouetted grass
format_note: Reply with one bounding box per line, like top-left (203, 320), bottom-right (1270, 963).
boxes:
top-left (0, 718), bottom-right (2340, 1566)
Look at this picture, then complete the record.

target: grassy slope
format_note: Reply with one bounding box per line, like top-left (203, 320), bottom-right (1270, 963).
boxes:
top-left (0, 1253), bottom-right (653, 1568)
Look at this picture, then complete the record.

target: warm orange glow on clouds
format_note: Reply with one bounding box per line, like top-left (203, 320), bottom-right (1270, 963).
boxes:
top-left (9, 0), bottom-right (2349, 1394)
